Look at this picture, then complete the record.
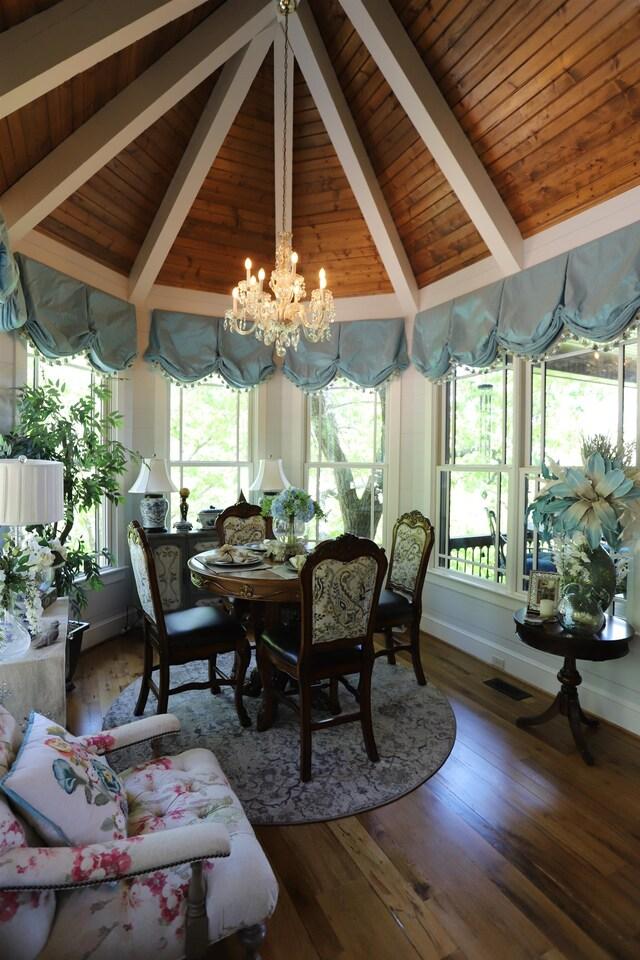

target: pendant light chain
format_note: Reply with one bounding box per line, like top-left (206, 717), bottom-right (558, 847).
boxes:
top-left (224, 0), bottom-right (335, 356)
top-left (281, 7), bottom-right (290, 234)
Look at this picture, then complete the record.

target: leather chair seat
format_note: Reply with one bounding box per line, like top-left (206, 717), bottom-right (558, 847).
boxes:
top-left (374, 588), bottom-right (413, 627)
top-left (261, 625), bottom-right (362, 671)
top-left (164, 605), bottom-right (244, 649)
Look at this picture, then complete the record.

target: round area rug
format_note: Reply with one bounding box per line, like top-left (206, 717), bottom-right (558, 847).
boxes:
top-left (103, 655), bottom-right (456, 826)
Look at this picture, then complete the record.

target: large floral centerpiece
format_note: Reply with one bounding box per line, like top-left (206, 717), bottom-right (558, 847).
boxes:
top-left (261, 487), bottom-right (323, 558)
top-left (528, 435), bottom-right (640, 632)
top-left (0, 532), bottom-right (56, 658)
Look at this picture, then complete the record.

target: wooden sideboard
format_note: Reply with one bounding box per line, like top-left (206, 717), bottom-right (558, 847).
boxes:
top-left (146, 530), bottom-right (220, 611)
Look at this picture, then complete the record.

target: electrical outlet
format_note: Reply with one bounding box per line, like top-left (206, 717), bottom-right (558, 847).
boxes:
top-left (491, 655), bottom-right (506, 671)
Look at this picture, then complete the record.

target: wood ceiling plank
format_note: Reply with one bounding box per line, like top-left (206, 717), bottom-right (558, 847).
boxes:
top-left (340, 0), bottom-right (523, 275)
top-left (291, 2), bottom-right (416, 310)
top-left (471, 3), bottom-right (639, 164)
top-left (0, 0), bottom-right (215, 119)
top-left (160, 53), bottom-right (275, 294)
top-left (455, 0), bottom-right (624, 132)
top-left (2, 0), bottom-right (275, 243)
top-left (130, 31), bottom-right (272, 302)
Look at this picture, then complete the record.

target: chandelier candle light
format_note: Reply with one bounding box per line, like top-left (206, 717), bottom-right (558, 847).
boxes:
top-left (225, 0), bottom-right (335, 356)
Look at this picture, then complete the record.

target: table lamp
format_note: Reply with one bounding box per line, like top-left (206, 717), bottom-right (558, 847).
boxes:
top-left (0, 457), bottom-right (65, 660)
top-left (249, 457), bottom-right (291, 496)
top-left (128, 458), bottom-right (178, 532)
top-left (0, 457), bottom-right (65, 527)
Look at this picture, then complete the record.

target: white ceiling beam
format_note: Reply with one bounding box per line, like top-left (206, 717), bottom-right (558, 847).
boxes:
top-left (0, 0), bottom-right (214, 120)
top-left (288, 3), bottom-right (419, 317)
top-left (274, 19), bottom-right (294, 236)
top-left (129, 32), bottom-right (272, 303)
top-left (339, 0), bottom-right (523, 276)
top-left (1, 0), bottom-right (275, 245)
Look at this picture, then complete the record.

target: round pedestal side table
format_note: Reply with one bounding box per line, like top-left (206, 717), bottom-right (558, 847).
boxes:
top-left (513, 608), bottom-right (633, 765)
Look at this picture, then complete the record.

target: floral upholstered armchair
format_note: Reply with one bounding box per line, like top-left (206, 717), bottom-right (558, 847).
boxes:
top-left (0, 706), bottom-right (278, 960)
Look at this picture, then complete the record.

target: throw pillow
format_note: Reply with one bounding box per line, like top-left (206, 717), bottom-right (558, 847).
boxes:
top-left (0, 712), bottom-right (127, 846)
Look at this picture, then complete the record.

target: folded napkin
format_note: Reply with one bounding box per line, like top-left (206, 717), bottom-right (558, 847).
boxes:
top-left (205, 545), bottom-right (257, 565)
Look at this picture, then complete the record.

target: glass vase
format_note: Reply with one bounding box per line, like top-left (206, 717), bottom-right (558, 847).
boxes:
top-left (0, 601), bottom-right (32, 662)
top-left (274, 515), bottom-right (305, 546)
top-left (557, 543), bottom-right (616, 635)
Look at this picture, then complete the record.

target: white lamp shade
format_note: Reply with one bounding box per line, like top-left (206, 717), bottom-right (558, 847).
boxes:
top-left (128, 458), bottom-right (178, 495)
top-left (249, 457), bottom-right (291, 492)
top-left (0, 458), bottom-right (65, 525)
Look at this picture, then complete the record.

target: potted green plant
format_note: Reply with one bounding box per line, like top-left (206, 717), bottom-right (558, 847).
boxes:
top-left (1, 379), bottom-right (136, 677)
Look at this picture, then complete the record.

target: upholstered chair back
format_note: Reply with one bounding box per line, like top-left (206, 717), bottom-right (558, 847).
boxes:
top-left (128, 521), bottom-right (164, 628)
top-left (216, 502), bottom-right (273, 546)
top-left (387, 511), bottom-right (434, 602)
top-left (300, 534), bottom-right (387, 654)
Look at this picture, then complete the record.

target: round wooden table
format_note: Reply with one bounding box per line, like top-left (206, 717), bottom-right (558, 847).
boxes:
top-left (513, 607), bottom-right (632, 765)
top-left (188, 554), bottom-right (301, 607)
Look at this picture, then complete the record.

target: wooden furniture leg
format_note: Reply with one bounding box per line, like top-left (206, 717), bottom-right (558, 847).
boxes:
top-left (299, 680), bottom-right (313, 782)
top-left (410, 621), bottom-right (426, 686)
top-left (384, 628), bottom-right (396, 665)
top-left (237, 923), bottom-right (267, 960)
top-left (359, 658), bottom-right (379, 763)
top-left (234, 640), bottom-right (251, 728)
top-left (134, 626), bottom-right (153, 716)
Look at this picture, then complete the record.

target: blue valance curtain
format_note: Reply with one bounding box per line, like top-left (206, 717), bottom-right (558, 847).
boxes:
top-left (0, 214), bottom-right (27, 333)
top-left (16, 255), bottom-right (137, 372)
top-left (145, 309), bottom-right (276, 388)
top-left (412, 220), bottom-right (640, 380)
top-left (283, 317), bottom-right (409, 391)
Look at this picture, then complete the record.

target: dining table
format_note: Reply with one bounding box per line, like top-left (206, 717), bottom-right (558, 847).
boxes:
top-left (187, 547), bottom-right (304, 698)
top-left (187, 549), bottom-right (301, 611)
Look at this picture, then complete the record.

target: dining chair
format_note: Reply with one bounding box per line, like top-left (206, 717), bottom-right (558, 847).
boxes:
top-left (128, 521), bottom-right (251, 726)
top-left (374, 510), bottom-right (435, 685)
top-left (256, 534), bottom-right (387, 782)
top-left (216, 501), bottom-right (274, 546)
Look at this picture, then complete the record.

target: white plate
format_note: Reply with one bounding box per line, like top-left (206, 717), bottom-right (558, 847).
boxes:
top-left (203, 557), bottom-right (263, 569)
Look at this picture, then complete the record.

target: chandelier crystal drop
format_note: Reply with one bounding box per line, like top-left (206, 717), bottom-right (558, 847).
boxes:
top-left (224, 0), bottom-right (335, 357)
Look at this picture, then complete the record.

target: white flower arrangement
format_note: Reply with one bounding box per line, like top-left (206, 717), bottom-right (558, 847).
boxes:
top-left (0, 534), bottom-right (55, 632)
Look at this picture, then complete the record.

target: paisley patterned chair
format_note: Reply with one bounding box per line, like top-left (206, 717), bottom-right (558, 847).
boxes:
top-left (374, 511), bottom-right (435, 685)
top-left (0, 706), bottom-right (278, 960)
top-left (216, 502), bottom-right (274, 546)
top-left (256, 534), bottom-right (387, 782)
top-left (128, 522), bottom-right (251, 726)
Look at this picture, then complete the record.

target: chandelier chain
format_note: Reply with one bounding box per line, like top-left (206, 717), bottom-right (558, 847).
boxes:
top-left (281, 8), bottom-right (290, 234)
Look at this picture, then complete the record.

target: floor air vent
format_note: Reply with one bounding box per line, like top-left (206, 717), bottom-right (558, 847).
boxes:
top-left (483, 677), bottom-right (531, 701)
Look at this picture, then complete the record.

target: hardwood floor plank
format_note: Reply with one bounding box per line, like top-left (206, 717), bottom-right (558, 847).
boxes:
top-left (67, 631), bottom-right (640, 960)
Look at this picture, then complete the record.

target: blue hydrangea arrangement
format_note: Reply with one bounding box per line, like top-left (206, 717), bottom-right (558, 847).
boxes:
top-left (266, 487), bottom-right (323, 522)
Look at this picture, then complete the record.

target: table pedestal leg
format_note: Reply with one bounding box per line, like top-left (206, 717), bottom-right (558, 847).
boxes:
top-left (516, 656), bottom-right (596, 765)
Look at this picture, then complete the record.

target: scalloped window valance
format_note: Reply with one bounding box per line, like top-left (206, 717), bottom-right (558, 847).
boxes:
top-left (282, 317), bottom-right (409, 392)
top-left (0, 215), bottom-right (27, 333)
top-left (12, 255), bottom-right (137, 373)
top-left (144, 309), bottom-right (276, 389)
top-left (412, 220), bottom-right (640, 381)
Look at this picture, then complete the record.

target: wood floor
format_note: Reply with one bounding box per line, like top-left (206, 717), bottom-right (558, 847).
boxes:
top-left (67, 632), bottom-right (640, 960)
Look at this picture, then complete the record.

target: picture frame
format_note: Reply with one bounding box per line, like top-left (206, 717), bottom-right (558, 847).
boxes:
top-left (527, 570), bottom-right (560, 613)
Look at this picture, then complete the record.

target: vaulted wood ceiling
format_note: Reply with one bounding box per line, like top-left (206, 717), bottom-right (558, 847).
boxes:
top-left (1, 0), bottom-right (639, 301)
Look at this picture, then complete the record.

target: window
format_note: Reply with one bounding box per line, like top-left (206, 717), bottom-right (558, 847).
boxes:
top-left (438, 360), bottom-right (512, 582)
top-left (305, 383), bottom-right (386, 543)
top-left (27, 349), bottom-right (113, 564)
top-left (169, 381), bottom-right (252, 523)
top-left (437, 339), bottom-right (638, 604)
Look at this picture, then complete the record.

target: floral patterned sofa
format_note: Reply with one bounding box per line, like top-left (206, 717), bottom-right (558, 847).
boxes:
top-left (0, 706), bottom-right (278, 960)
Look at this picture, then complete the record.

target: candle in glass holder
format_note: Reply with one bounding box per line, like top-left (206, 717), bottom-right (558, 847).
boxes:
top-left (539, 598), bottom-right (555, 619)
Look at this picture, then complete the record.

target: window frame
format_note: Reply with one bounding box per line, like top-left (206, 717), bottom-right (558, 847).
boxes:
top-left (27, 348), bottom-right (116, 569)
top-left (434, 342), bottom-right (638, 601)
top-left (168, 379), bottom-right (255, 522)
top-left (303, 380), bottom-right (394, 546)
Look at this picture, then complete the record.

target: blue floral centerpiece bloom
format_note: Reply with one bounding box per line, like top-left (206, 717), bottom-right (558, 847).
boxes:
top-left (261, 487), bottom-right (324, 552)
top-left (528, 436), bottom-right (640, 632)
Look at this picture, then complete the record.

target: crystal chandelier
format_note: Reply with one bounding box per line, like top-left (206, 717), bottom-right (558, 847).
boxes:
top-left (224, 0), bottom-right (335, 357)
